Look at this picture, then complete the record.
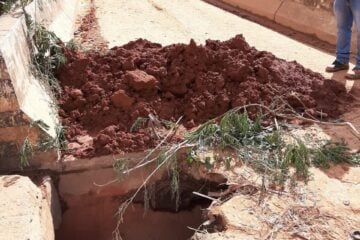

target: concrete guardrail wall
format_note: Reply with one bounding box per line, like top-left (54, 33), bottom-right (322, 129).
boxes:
top-left (0, 0), bottom-right (78, 171)
top-left (220, 0), bottom-right (357, 49)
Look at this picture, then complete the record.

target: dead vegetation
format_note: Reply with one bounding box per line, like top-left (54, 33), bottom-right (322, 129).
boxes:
top-left (109, 100), bottom-right (360, 239)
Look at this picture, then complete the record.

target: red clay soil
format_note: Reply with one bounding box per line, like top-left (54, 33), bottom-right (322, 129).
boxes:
top-left (74, 0), bottom-right (108, 51)
top-left (57, 35), bottom-right (351, 158)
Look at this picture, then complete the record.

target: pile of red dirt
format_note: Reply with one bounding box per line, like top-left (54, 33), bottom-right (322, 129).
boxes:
top-left (57, 35), bottom-right (351, 158)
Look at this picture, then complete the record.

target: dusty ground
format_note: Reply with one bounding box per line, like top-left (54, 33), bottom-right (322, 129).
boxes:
top-left (70, 0), bottom-right (360, 239)
top-left (190, 138), bottom-right (360, 239)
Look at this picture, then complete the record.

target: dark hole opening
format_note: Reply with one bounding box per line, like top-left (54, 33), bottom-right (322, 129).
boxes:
top-left (56, 172), bottom-right (227, 240)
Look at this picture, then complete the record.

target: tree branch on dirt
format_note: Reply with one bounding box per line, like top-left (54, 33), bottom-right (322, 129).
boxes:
top-left (106, 102), bottom-right (359, 239)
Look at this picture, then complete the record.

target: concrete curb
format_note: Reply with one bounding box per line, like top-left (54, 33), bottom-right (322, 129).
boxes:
top-left (222, 0), bottom-right (282, 21)
top-left (219, 0), bottom-right (357, 48)
top-left (0, 175), bottom-right (56, 240)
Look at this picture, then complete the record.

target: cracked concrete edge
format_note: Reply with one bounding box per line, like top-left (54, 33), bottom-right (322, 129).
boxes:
top-left (219, 0), bottom-right (356, 47)
top-left (0, 175), bottom-right (61, 240)
top-left (40, 176), bottom-right (62, 230)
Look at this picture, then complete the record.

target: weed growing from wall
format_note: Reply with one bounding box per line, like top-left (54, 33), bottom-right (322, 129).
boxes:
top-left (17, 0), bottom-right (68, 168)
top-left (0, 0), bottom-right (18, 14)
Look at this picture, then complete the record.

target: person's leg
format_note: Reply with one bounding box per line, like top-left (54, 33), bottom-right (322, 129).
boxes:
top-left (326, 0), bottom-right (353, 72)
top-left (350, 0), bottom-right (360, 68)
top-left (335, 0), bottom-right (353, 64)
top-left (345, 0), bottom-right (360, 79)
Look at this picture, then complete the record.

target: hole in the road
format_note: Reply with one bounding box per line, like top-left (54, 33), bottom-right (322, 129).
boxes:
top-left (56, 172), bottom-right (227, 240)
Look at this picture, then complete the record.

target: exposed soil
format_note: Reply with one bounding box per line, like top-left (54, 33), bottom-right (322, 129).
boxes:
top-left (57, 35), bottom-right (352, 158)
top-left (74, 0), bottom-right (108, 52)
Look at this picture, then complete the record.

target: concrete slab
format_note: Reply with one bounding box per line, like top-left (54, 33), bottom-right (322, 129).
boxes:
top-left (0, 175), bottom-right (54, 240)
top-left (59, 164), bottom-right (166, 206)
top-left (0, 9), bottom-right (61, 140)
top-left (24, 0), bottom-right (79, 41)
top-left (47, 0), bottom-right (80, 42)
top-left (40, 176), bottom-right (62, 230)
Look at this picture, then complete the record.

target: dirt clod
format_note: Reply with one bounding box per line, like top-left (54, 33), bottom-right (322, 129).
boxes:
top-left (126, 70), bottom-right (159, 92)
top-left (111, 89), bottom-right (135, 109)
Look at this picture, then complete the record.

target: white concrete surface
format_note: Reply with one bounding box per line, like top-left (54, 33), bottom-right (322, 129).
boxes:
top-left (0, 21), bottom-right (58, 137)
top-left (48, 0), bottom-right (80, 42)
top-left (0, 175), bottom-right (54, 240)
top-left (0, 0), bottom-right (79, 140)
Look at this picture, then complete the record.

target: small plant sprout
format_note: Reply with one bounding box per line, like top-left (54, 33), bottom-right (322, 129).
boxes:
top-left (19, 137), bottom-right (32, 170)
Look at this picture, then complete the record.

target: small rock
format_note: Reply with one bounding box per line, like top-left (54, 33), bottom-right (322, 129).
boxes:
top-left (289, 118), bottom-right (304, 125)
top-left (88, 94), bottom-right (100, 102)
top-left (63, 155), bottom-right (76, 162)
top-left (123, 58), bottom-right (135, 71)
top-left (76, 135), bottom-right (93, 146)
top-left (186, 119), bottom-right (195, 128)
top-left (125, 70), bottom-right (158, 91)
top-left (111, 89), bottom-right (135, 109)
top-left (103, 125), bottom-right (118, 137)
top-left (67, 142), bottom-right (81, 150)
top-left (164, 91), bottom-right (175, 99)
top-left (73, 96), bottom-right (87, 107)
top-left (96, 134), bottom-right (112, 146)
top-left (69, 88), bottom-right (83, 98)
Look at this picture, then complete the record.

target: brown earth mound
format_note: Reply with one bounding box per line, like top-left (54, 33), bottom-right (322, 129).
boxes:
top-left (57, 35), bottom-right (350, 158)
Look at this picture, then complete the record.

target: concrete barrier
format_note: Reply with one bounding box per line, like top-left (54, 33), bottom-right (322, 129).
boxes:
top-left (275, 0), bottom-right (337, 44)
top-left (0, 0), bottom-right (79, 171)
top-left (217, 0), bottom-right (357, 49)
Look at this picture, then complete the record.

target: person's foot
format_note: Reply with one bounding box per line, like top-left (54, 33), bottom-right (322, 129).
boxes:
top-left (325, 60), bottom-right (349, 72)
top-left (345, 67), bottom-right (360, 80)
